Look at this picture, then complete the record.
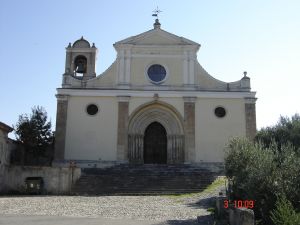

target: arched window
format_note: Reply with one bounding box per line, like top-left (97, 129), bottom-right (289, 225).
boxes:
top-left (74, 55), bottom-right (87, 74)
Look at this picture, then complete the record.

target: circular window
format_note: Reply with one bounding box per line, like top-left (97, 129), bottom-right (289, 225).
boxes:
top-left (147, 64), bottom-right (166, 83)
top-left (86, 104), bottom-right (98, 116)
top-left (215, 107), bottom-right (226, 118)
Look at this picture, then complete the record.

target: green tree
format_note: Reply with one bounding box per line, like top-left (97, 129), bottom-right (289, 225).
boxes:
top-left (255, 114), bottom-right (300, 151)
top-left (224, 138), bottom-right (300, 225)
top-left (225, 138), bottom-right (278, 224)
top-left (14, 106), bottom-right (54, 165)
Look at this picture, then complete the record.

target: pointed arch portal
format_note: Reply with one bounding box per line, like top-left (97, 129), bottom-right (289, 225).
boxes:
top-left (144, 122), bottom-right (167, 164)
top-left (127, 101), bottom-right (185, 164)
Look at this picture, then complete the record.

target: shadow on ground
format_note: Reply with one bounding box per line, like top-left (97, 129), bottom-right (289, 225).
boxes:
top-left (185, 196), bottom-right (217, 209)
top-left (153, 215), bottom-right (214, 225)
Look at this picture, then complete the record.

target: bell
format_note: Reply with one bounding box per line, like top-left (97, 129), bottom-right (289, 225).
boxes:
top-left (75, 62), bottom-right (86, 73)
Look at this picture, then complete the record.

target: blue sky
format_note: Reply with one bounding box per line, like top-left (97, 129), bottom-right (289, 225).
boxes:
top-left (1, 0), bottom-right (299, 138)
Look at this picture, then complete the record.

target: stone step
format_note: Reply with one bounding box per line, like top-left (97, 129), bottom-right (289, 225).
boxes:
top-left (72, 190), bottom-right (205, 196)
top-left (72, 164), bottom-right (217, 195)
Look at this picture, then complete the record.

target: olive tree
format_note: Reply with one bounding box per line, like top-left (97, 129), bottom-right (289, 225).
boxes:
top-left (225, 138), bottom-right (300, 225)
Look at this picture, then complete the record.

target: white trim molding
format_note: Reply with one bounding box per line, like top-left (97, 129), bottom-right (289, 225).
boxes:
top-left (57, 88), bottom-right (256, 99)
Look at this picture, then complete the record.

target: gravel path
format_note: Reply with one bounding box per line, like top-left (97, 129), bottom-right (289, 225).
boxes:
top-left (0, 196), bottom-right (208, 221)
top-left (0, 185), bottom-right (223, 222)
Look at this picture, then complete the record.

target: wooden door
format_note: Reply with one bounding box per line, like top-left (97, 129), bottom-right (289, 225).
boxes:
top-left (144, 122), bottom-right (167, 164)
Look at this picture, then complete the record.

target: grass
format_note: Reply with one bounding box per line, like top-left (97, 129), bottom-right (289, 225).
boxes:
top-left (207, 207), bottom-right (215, 213)
top-left (166, 176), bottom-right (227, 199)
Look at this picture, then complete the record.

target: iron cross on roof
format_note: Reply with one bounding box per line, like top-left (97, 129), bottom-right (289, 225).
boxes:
top-left (152, 7), bottom-right (162, 18)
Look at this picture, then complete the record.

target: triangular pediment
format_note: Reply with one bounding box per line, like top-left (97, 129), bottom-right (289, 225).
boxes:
top-left (114, 28), bottom-right (200, 47)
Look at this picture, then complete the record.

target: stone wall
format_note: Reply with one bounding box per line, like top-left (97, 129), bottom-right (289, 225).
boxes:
top-left (229, 208), bottom-right (254, 225)
top-left (0, 165), bottom-right (5, 192)
top-left (216, 196), bottom-right (255, 225)
top-left (1, 165), bottom-right (81, 194)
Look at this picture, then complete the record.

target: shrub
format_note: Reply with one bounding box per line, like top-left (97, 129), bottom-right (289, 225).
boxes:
top-left (270, 195), bottom-right (300, 225)
top-left (225, 138), bottom-right (277, 223)
top-left (224, 138), bottom-right (300, 225)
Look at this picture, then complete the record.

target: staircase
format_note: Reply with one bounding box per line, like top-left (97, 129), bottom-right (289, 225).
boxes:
top-left (71, 164), bottom-right (218, 195)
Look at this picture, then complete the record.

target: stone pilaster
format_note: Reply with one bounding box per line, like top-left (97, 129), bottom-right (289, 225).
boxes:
top-left (117, 49), bottom-right (125, 84)
top-left (54, 94), bottom-right (69, 160)
top-left (117, 96), bottom-right (130, 161)
top-left (183, 97), bottom-right (196, 163)
top-left (183, 50), bottom-right (196, 86)
top-left (188, 51), bottom-right (196, 84)
top-left (124, 49), bottom-right (131, 84)
top-left (245, 98), bottom-right (257, 140)
top-left (183, 50), bottom-right (188, 85)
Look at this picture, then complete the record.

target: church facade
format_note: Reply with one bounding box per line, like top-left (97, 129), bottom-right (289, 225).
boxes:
top-left (54, 19), bottom-right (256, 167)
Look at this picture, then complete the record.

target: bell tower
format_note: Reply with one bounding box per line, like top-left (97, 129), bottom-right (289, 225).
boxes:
top-left (63, 37), bottom-right (97, 85)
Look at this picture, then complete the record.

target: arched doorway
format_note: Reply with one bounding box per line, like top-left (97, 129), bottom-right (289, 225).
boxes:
top-left (144, 122), bottom-right (167, 164)
top-left (127, 101), bottom-right (185, 164)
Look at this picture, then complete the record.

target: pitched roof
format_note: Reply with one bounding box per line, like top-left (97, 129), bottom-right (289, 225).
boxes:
top-left (0, 121), bottom-right (13, 133)
top-left (114, 27), bottom-right (200, 47)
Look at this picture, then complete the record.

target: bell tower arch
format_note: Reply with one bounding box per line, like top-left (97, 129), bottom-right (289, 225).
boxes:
top-left (63, 36), bottom-right (97, 83)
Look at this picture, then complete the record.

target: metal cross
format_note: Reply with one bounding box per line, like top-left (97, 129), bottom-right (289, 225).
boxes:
top-left (152, 6), bottom-right (162, 18)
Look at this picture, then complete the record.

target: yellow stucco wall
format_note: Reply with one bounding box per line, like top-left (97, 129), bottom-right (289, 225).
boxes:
top-left (65, 96), bottom-right (118, 161)
top-left (88, 61), bottom-right (117, 87)
top-left (64, 95), bottom-right (246, 163)
top-left (130, 57), bottom-right (183, 86)
top-left (134, 33), bottom-right (182, 45)
top-left (195, 98), bottom-right (246, 162)
top-left (128, 97), bottom-right (184, 118)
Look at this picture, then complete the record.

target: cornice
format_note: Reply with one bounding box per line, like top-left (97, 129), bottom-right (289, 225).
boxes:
top-left (57, 88), bottom-right (256, 99)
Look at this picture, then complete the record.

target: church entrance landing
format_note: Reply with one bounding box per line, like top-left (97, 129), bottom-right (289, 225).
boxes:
top-left (144, 122), bottom-right (167, 164)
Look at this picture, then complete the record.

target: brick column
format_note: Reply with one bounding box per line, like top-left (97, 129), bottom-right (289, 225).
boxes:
top-left (183, 97), bottom-right (196, 163)
top-left (245, 98), bottom-right (257, 140)
top-left (117, 96), bottom-right (130, 161)
top-left (54, 94), bottom-right (69, 160)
